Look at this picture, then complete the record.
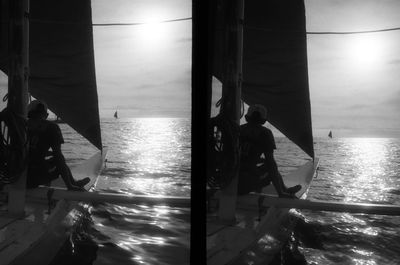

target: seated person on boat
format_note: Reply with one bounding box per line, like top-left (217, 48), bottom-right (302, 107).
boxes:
top-left (238, 104), bottom-right (301, 198)
top-left (26, 100), bottom-right (89, 191)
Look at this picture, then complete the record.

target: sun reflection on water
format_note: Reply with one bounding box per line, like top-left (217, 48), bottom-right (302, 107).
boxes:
top-left (100, 117), bottom-right (191, 196)
top-left (338, 138), bottom-right (391, 203)
top-left (131, 118), bottom-right (179, 175)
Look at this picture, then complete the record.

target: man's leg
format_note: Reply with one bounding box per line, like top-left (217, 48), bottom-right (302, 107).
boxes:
top-left (65, 167), bottom-right (90, 187)
top-left (269, 171), bottom-right (300, 198)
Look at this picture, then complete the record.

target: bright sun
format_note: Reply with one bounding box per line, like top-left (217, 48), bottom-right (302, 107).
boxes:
top-left (345, 35), bottom-right (386, 70)
top-left (135, 20), bottom-right (172, 52)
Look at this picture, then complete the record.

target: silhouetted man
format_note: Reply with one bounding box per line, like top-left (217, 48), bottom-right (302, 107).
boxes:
top-left (27, 100), bottom-right (89, 191)
top-left (238, 104), bottom-right (301, 198)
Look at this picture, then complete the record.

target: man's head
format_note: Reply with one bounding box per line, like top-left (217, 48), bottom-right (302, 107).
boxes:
top-left (28, 100), bottom-right (48, 119)
top-left (245, 104), bottom-right (267, 125)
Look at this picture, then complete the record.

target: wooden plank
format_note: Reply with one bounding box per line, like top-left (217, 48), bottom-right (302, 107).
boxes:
top-left (0, 150), bottom-right (106, 265)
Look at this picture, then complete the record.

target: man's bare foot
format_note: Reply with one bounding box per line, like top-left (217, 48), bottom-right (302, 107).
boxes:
top-left (286, 185), bottom-right (302, 194)
top-left (74, 177), bottom-right (90, 187)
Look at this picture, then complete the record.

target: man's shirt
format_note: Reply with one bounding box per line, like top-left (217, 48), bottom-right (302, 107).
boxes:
top-left (28, 119), bottom-right (64, 167)
top-left (240, 122), bottom-right (276, 172)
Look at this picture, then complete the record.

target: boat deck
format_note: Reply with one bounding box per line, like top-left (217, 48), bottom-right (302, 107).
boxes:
top-left (0, 150), bottom-right (106, 265)
top-left (0, 198), bottom-right (72, 265)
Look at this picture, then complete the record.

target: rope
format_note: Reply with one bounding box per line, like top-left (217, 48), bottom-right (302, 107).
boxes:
top-left (246, 25), bottom-right (400, 35)
top-left (240, 100), bottom-right (245, 118)
top-left (4, 16), bottom-right (400, 34)
top-left (21, 17), bottom-right (192, 26)
top-left (93, 17), bottom-right (192, 26)
top-left (215, 98), bottom-right (222, 108)
top-left (0, 108), bottom-right (28, 184)
top-left (207, 114), bottom-right (240, 189)
top-left (307, 27), bottom-right (400, 35)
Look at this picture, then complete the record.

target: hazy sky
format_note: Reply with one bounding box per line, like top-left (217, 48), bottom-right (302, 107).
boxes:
top-left (0, 0), bottom-right (192, 119)
top-left (1, 1), bottom-right (400, 137)
top-left (305, 0), bottom-right (400, 137)
top-left (91, 0), bottom-right (191, 118)
top-left (211, 0), bottom-right (400, 137)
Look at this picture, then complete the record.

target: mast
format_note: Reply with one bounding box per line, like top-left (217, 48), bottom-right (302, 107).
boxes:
top-left (218, 0), bottom-right (244, 223)
top-left (7, 0), bottom-right (29, 215)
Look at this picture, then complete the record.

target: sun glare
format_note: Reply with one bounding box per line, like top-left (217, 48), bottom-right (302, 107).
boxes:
top-left (344, 35), bottom-right (386, 70)
top-left (133, 14), bottom-right (173, 52)
top-left (138, 22), bottom-right (167, 44)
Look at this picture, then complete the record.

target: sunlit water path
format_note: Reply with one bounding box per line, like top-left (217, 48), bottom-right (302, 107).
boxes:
top-left (58, 117), bottom-right (190, 265)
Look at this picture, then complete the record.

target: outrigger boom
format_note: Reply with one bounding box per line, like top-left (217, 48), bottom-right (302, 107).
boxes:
top-left (24, 187), bottom-right (190, 208)
top-left (242, 193), bottom-right (400, 216)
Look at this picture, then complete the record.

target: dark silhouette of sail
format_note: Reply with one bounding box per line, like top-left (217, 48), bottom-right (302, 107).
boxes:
top-left (212, 0), bottom-right (314, 158)
top-left (0, 0), bottom-right (102, 150)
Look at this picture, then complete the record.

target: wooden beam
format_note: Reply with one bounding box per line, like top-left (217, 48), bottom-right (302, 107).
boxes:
top-left (25, 187), bottom-right (190, 208)
top-left (250, 194), bottom-right (400, 216)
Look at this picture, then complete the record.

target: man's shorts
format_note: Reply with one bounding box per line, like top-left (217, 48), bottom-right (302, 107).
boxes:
top-left (27, 158), bottom-right (59, 188)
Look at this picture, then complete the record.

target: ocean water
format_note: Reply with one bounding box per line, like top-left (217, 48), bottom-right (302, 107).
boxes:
top-left (274, 136), bottom-right (400, 265)
top-left (55, 117), bottom-right (400, 265)
top-left (56, 117), bottom-right (191, 265)
top-left (296, 137), bottom-right (400, 265)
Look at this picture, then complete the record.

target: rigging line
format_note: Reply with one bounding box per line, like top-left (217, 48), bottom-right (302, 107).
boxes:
top-left (6, 17), bottom-right (400, 33)
top-left (16, 17), bottom-right (192, 26)
top-left (246, 25), bottom-right (400, 35)
top-left (307, 27), bottom-right (400, 35)
top-left (93, 17), bottom-right (191, 26)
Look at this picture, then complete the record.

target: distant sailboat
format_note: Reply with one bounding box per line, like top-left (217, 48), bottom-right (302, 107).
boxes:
top-left (114, 110), bottom-right (118, 119)
top-left (328, 131), bottom-right (333, 138)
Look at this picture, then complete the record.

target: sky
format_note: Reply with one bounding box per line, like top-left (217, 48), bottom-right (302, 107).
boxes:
top-left (91, 0), bottom-right (191, 118)
top-left (210, 0), bottom-right (400, 138)
top-left (0, 0), bottom-right (192, 119)
top-left (304, 0), bottom-right (400, 137)
top-left (1, 1), bottom-right (400, 137)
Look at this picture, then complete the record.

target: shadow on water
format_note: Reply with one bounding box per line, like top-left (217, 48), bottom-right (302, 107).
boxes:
top-left (293, 216), bottom-right (325, 250)
top-left (49, 209), bottom-right (99, 265)
top-left (49, 206), bottom-right (138, 265)
top-left (279, 214), bottom-right (325, 265)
